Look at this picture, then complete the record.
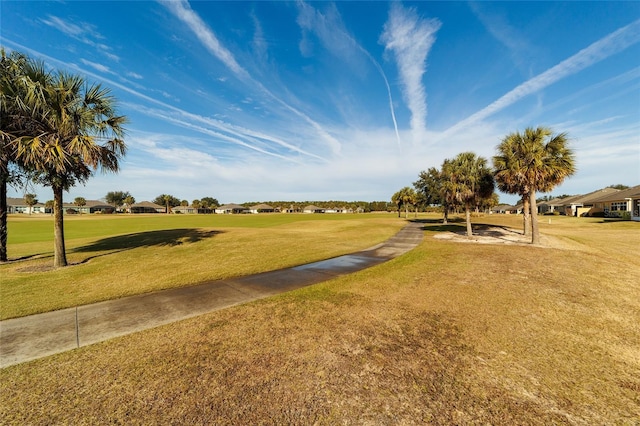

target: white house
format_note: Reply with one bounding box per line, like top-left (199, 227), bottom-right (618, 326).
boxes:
top-left (303, 205), bottom-right (325, 213)
top-left (215, 204), bottom-right (249, 214)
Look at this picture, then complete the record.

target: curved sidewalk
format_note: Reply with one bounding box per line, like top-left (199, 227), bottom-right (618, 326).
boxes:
top-left (0, 221), bottom-right (424, 368)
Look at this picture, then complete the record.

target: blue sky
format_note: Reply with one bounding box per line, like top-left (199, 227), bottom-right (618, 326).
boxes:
top-left (2, 1), bottom-right (639, 205)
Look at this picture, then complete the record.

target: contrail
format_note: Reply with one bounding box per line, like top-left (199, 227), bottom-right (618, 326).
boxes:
top-left (295, 0), bottom-right (401, 148)
top-left (2, 39), bottom-right (327, 161)
top-left (439, 18), bottom-right (640, 139)
top-left (163, 0), bottom-right (343, 156)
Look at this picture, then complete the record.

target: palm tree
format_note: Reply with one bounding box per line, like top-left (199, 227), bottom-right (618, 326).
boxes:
top-left (391, 190), bottom-right (403, 218)
top-left (438, 158), bottom-right (460, 225)
top-left (16, 71), bottom-right (127, 266)
top-left (123, 195), bottom-right (135, 213)
top-left (400, 187), bottom-right (417, 219)
top-left (74, 197), bottom-right (86, 214)
top-left (391, 187), bottom-right (416, 219)
top-left (1, 49), bottom-right (51, 261)
top-left (44, 199), bottom-right (54, 215)
top-left (446, 152), bottom-right (495, 237)
top-left (24, 193), bottom-right (38, 215)
top-left (493, 127), bottom-right (575, 245)
top-left (493, 133), bottom-right (532, 237)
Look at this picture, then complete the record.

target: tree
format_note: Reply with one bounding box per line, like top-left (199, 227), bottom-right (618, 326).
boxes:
top-left (493, 127), bottom-right (575, 245)
top-left (105, 191), bottom-right (130, 212)
top-left (445, 152), bottom-right (495, 237)
top-left (24, 193), bottom-right (38, 215)
top-left (1, 49), bottom-right (50, 261)
top-left (391, 190), bottom-right (403, 218)
top-left (608, 184), bottom-right (629, 190)
top-left (192, 199), bottom-right (201, 210)
top-left (74, 196), bottom-right (86, 214)
top-left (45, 199), bottom-right (54, 215)
top-left (413, 167), bottom-right (443, 208)
top-left (438, 158), bottom-right (460, 225)
top-left (480, 192), bottom-right (500, 213)
top-left (153, 194), bottom-right (180, 213)
top-left (123, 195), bottom-right (135, 213)
top-left (401, 187), bottom-right (417, 219)
top-left (180, 199), bottom-right (189, 207)
top-left (391, 187), bottom-right (417, 219)
top-left (15, 68), bottom-right (127, 267)
top-left (200, 197), bottom-right (219, 208)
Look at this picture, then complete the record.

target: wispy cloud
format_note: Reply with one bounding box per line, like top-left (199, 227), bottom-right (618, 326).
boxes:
top-left (295, 1), bottom-right (401, 148)
top-left (440, 18), bottom-right (640, 139)
top-left (41, 15), bottom-right (101, 39)
top-left (162, 0), bottom-right (249, 80)
top-left (469, 2), bottom-right (541, 76)
top-left (251, 10), bottom-right (269, 64)
top-left (3, 38), bottom-right (327, 164)
top-left (80, 58), bottom-right (112, 74)
top-left (161, 0), bottom-right (343, 156)
top-left (127, 71), bottom-right (143, 80)
top-left (380, 3), bottom-right (441, 143)
top-left (41, 15), bottom-right (120, 62)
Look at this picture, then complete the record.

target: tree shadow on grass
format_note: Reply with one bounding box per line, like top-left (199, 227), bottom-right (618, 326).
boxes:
top-left (72, 228), bottom-right (224, 264)
top-left (408, 218), bottom-right (466, 233)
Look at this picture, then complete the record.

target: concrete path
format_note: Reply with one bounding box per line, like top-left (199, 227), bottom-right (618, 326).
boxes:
top-left (0, 221), bottom-right (423, 368)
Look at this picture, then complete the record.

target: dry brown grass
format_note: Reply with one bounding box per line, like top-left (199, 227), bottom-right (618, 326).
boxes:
top-left (1, 215), bottom-right (639, 424)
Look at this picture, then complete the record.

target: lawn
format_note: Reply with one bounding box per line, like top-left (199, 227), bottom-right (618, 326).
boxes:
top-left (1, 213), bottom-right (404, 319)
top-left (1, 214), bottom-right (639, 424)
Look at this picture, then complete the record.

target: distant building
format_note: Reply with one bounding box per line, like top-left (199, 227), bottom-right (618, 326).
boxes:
top-left (215, 204), bottom-right (249, 214)
top-left (249, 203), bottom-right (275, 214)
top-left (130, 201), bottom-right (166, 214)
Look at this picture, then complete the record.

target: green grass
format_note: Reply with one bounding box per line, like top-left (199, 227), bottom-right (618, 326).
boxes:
top-left (1, 213), bottom-right (404, 319)
top-left (1, 214), bottom-right (639, 424)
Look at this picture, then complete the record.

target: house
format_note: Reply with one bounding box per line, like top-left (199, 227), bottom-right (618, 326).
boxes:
top-left (130, 201), bottom-right (166, 214)
top-left (6, 197), bottom-right (114, 214)
top-left (215, 204), bottom-right (249, 214)
top-left (66, 200), bottom-right (114, 214)
top-left (537, 197), bottom-right (569, 215)
top-left (588, 185), bottom-right (640, 220)
top-left (303, 205), bottom-right (325, 213)
top-left (172, 205), bottom-right (197, 214)
top-left (249, 203), bottom-right (275, 214)
top-left (6, 197), bottom-right (47, 214)
top-left (325, 206), bottom-right (353, 214)
top-left (511, 203), bottom-right (524, 214)
top-left (490, 204), bottom-right (515, 214)
top-left (537, 188), bottom-right (620, 216)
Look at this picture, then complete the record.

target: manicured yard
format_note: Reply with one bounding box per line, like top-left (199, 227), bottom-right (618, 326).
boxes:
top-left (1, 213), bottom-right (404, 319)
top-left (1, 214), bottom-right (638, 424)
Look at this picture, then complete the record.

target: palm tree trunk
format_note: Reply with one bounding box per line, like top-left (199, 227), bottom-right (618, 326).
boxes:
top-left (405, 204), bottom-right (408, 219)
top-left (0, 172), bottom-right (8, 262)
top-left (465, 207), bottom-right (473, 237)
top-left (53, 184), bottom-right (68, 267)
top-left (530, 191), bottom-right (540, 245)
top-left (443, 205), bottom-right (448, 224)
top-left (522, 195), bottom-right (531, 236)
